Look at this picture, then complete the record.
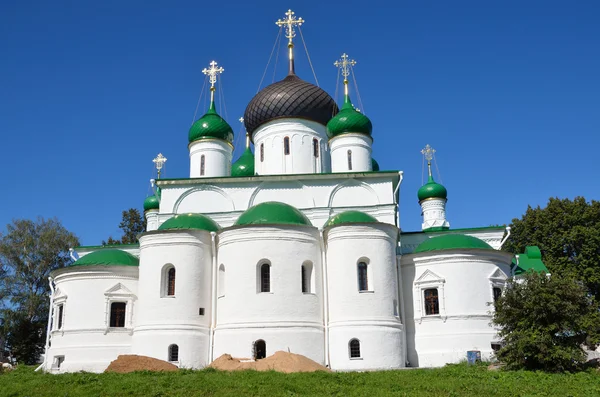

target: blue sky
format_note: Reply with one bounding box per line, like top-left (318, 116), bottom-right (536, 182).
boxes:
top-left (1, 0), bottom-right (598, 245)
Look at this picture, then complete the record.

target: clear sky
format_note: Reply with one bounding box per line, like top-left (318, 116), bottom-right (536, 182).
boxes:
top-left (1, 0), bottom-right (598, 245)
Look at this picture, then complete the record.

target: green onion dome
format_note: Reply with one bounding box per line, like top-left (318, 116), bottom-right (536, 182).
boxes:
top-left (71, 249), bottom-right (139, 267)
top-left (235, 201), bottom-right (312, 227)
top-left (371, 157), bottom-right (380, 171)
top-left (231, 147), bottom-right (255, 177)
top-left (143, 194), bottom-right (159, 211)
top-left (324, 211), bottom-right (379, 228)
top-left (417, 175), bottom-right (448, 202)
top-left (158, 213), bottom-right (220, 232)
top-left (415, 234), bottom-right (493, 253)
top-left (188, 101), bottom-right (234, 144)
top-left (326, 95), bottom-right (372, 139)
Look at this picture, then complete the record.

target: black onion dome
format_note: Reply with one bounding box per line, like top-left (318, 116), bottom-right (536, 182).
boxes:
top-left (244, 74), bottom-right (338, 136)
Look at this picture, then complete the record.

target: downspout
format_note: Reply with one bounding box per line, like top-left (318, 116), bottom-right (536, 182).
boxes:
top-left (36, 276), bottom-right (55, 372)
top-left (499, 226), bottom-right (511, 249)
top-left (320, 230), bottom-right (331, 368)
top-left (208, 232), bottom-right (218, 365)
top-left (393, 171), bottom-right (404, 227)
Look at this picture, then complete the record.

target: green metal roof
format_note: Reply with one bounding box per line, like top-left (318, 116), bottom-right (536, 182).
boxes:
top-left (158, 213), bottom-right (220, 232)
top-left (514, 246), bottom-right (549, 275)
top-left (417, 175), bottom-right (448, 201)
top-left (324, 211), bottom-right (379, 228)
top-left (415, 234), bottom-right (493, 253)
top-left (143, 194), bottom-right (159, 211)
top-left (188, 101), bottom-right (234, 144)
top-left (231, 147), bottom-right (255, 177)
top-left (234, 201), bottom-right (312, 227)
top-left (401, 226), bottom-right (505, 236)
top-left (326, 94), bottom-right (373, 138)
top-left (71, 249), bottom-right (139, 267)
top-left (371, 158), bottom-right (380, 172)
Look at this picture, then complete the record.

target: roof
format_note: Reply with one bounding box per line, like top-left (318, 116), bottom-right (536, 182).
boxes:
top-left (417, 175), bottom-right (447, 201)
top-left (158, 213), bottom-right (220, 232)
top-left (143, 194), bottom-right (159, 211)
top-left (234, 201), bottom-right (312, 227)
top-left (415, 234), bottom-right (493, 253)
top-left (231, 147), bottom-right (255, 177)
top-left (326, 94), bottom-right (372, 138)
top-left (188, 101), bottom-right (234, 144)
top-left (324, 211), bottom-right (379, 228)
top-left (71, 249), bottom-right (139, 267)
top-left (401, 226), bottom-right (505, 236)
top-left (514, 246), bottom-right (550, 275)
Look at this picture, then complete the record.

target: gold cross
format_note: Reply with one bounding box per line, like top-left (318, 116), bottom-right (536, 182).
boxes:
top-left (276, 9), bottom-right (304, 45)
top-left (202, 61), bottom-right (224, 91)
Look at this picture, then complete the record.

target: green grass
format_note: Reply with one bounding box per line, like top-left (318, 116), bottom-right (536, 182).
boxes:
top-left (1, 364), bottom-right (600, 397)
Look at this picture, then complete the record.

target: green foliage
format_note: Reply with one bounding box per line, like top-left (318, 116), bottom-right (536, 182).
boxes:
top-left (103, 209), bottom-right (146, 245)
top-left (2, 364), bottom-right (600, 396)
top-left (492, 271), bottom-right (600, 372)
top-left (504, 197), bottom-right (600, 298)
top-left (0, 217), bottom-right (79, 364)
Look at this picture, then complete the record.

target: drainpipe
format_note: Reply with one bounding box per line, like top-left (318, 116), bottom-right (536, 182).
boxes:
top-left (36, 276), bottom-right (55, 372)
top-left (208, 232), bottom-right (218, 365)
top-left (319, 230), bottom-right (331, 368)
top-left (393, 171), bottom-right (404, 227)
top-left (499, 226), bottom-right (511, 249)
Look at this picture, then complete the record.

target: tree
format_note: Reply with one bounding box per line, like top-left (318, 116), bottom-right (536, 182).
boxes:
top-left (0, 217), bottom-right (79, 364)
top-left (492, 271), bottom-right (600, 372)
top-left (103, 208), bottom-right (146, 245)
top-left (504, 197), bottom-right (600, 298)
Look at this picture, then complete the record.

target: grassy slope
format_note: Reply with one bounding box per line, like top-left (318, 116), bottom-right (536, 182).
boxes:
top-left (1, 364), bottom-right (600, 397)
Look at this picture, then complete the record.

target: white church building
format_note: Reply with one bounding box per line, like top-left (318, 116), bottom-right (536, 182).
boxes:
top-left (43, 10), bottom-right (524, 373)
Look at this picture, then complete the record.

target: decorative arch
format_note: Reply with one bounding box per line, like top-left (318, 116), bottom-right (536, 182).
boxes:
top-left (173, 185), bottom-right (235, 214)
top-left (161, 264), bottom-right (176, 297)
top-left (328, 179), bottom-right (380, 207)
top-left (248, 180), bottom-right (315, 208)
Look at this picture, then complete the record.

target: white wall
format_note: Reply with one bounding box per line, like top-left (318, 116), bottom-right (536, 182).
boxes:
top-left (133, 230), bottom-right (213, 368)
top-left (329, 134), bottom-right (373, 173)
top-left (253, 119), bottom-right (330, 175)
top-left (145, 210), bottom-right (159, 232)
top-left (189, 139), bottom-right (233, 178)
top-left (401, 250), bottom-right (513, 367)
top-left (45, 266), bottom-right (139, 373)
top-left (214, 226), bottom-right (325, 364)
top-left (420, 198), bottom-right (450, 230)
top-left (325, 224), bottom-right (404, 370)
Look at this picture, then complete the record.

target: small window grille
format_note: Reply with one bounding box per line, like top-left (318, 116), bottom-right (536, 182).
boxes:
top-left (424, 288), bottom-right (439, 315)
top-left (313, 138), bottom-right (319, 158)
top-left (357, 262), bottom-right (368, 291)
top-left (260, 143), bottom-right (264, 162)
top-left (493, 287), bottom-right (502, 302)
top-left (199, 308), bottom-right (205, 316)
top-left (284, 137), bottom-right (290, 155)
top-left (349, 339), bottom-right (361, 358)
top-left (110, 302), bottom-right (126, 327)
top-left (167, 268), bottom-right (176, 296)
top-left (347, 150), bottom-right (353, 170)
top-left (200, 155), bottom-right (205, 176)
top-left (169, 344), bottom-right (179, 362)
top-left (57, 304), bottom-right (64, 330)
top-left (260, 263), bottom-right (270, 293)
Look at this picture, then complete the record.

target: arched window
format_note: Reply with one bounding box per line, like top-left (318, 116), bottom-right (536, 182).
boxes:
top-left (424, 288), bottom-right (439, 315)
top-left (347, 150), bottom-right (353, 170)
top-left (200, 155), bottom-right (206, 176)
top-left (313, 138), bottom-right (319, 158)
top-left (254, 339), bottom-right (266, 360)
top-left (301, 265), bottom-right (307, 293)
top-left (349, 339), bottom-right (361, 358)
top-left (168, 344), bottom-right (179, 362)
top-left (357, 262), bottom-right (368, 291)
top-left (493, 287), bottom-right (502, 303)
top-left (110, 302), bottom-right (126, 328)
top-left (260, 263), bottom-right (270, 293)
top-left (260, 143), bottom-right (264, 162)
top-left (284, 137), bottom-right (290, 155)
top-left (218, 264), bottom-right (225, 297)
top-left (57, 304), bottom-right (64, 330)
top-left (301, 261), bottom-right (313, 293)
top-left (167, 268), bottom-right (176, 296)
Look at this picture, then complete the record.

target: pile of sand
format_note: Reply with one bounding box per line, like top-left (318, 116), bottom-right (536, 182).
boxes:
top-left (210, 351), bottom-right (331, 373)
top-left (105, 355), bottom-right (179, 373)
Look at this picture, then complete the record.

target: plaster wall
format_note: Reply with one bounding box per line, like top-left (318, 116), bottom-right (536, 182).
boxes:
top-left (45, 267), bottom-right (138, 373)
top-left (329, 134), bottom-right (373, 173)
top-left (400, 250), bottom-right (512, 367)
top-left (189, 139), bottom-right (233, 178)
top-left (420, 198), bottom-right (450, 230)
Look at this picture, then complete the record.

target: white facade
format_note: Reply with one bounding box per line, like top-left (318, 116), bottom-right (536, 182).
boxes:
top-left (420, 198), bottom-right (450, 230)
top-left (189, 139), bottom-right (233, 178)
top-left (329, 133), bottom-right (373, 173)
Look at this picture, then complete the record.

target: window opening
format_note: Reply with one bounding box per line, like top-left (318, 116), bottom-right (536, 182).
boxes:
top-left (254, 339), bottom-right (266, 360)
top-left (284, 137), bottom-right (290, 155)
top-left (110, 302), bottom-right (126, 327)
top-left (424, 288), bottom-right (439, 315)
top-left (200, 155), bottom-right (205, 176)
top-left (260, 263), bottom-right (270, 293)
top-left (57, 304), bottom-right (64, 330)
top-left (491, 343), bottom-right (502, 352)
top-left (357, 262), bottom-right (368, 291)
top-left (301, 265), bottom-right (307, 293)
top-left (260, 143), bottom-right (264, 162)
top-left (349, 339), bottom-right (361, 358)
top-left (347, 150), bottom-right (353, 170)
top-left (313, 138), bottom-right (319, 158)
top-left (168, 344), bottom-right (179, 362)
top-left (199, 308), bottom-right (205, 316)
top-left (167, 268), bottom-right (176, 296)
top-left (493, 287), bottom-right (502, 303)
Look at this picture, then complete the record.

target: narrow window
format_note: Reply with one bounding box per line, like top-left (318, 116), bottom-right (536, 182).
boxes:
top-left (57, 304), bottom-right (64, 330)
top-left (260, 263), bottom-right (270, 293)
top-left (260, 143), bottom-right (264, 162)
top-left (284, 137), bottom-right (290, 155)
top-left (491, 343), bottom-right (502, 353)
top-left (167, 268), bottom-right (176, 296)
top-left (254, 339), bottom-right (266, 360)
top-left (313, 138), bottom-right (319, 158)
top-left (347, 150), bottom-right (353, 170)
top-left (110, 302), bottom-right (126, 327)
top-left (199, 308), bottom-right (205, 316)
top-left (168, 344), bottom-right (179, 362)
top-left (357, 262), bottom-right (368, 291)
top-left (200, 155), bottom-right (205, 176)
top-left (218, 264), bottom-right (225, 297)
top-left (349, 339), bottom-right (361, 358)
top-left (493, 287), bottom-right (502, 303)
top-left (424, 288), bottom-right (439, 315)
top-left (301, 265), bottom-right (307, 293)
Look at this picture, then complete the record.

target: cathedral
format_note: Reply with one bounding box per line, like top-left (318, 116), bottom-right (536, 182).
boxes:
top-left (41, 10), bottom-right (545, 373)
